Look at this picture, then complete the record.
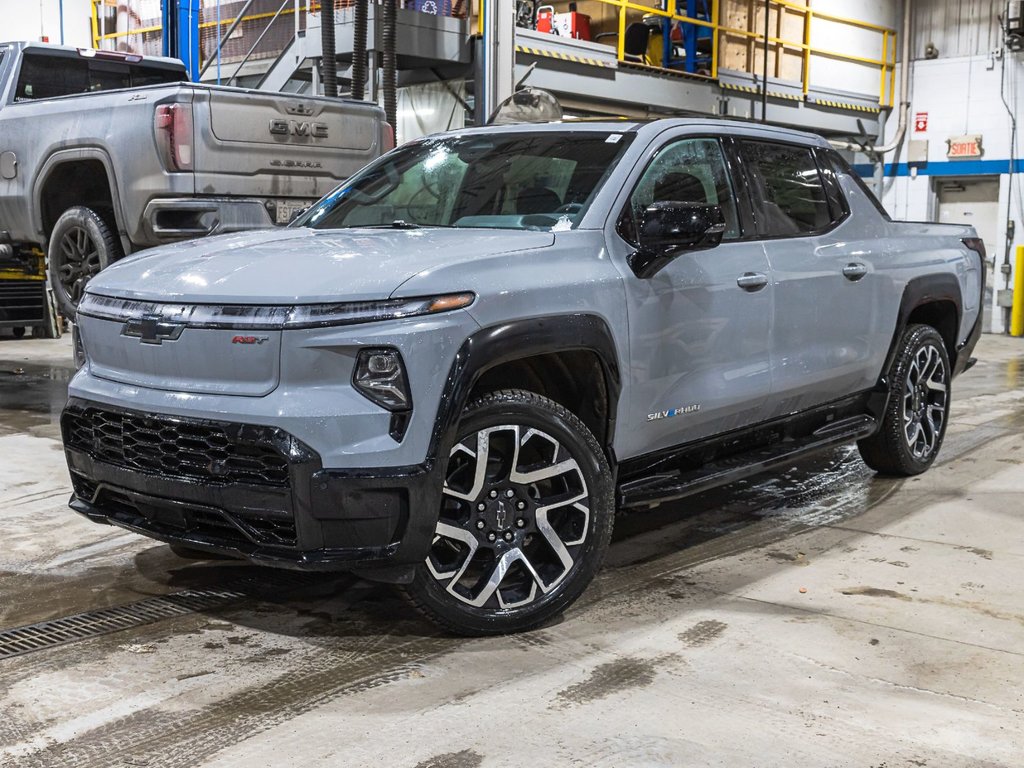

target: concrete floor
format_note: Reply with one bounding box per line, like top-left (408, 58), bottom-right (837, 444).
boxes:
top-left (0, 332), bottom-right (1022, 767)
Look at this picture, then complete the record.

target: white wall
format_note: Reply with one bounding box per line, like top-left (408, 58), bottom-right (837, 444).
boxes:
top-left (853, 0), bottom-right (1024, 334)
top-left (806, 0), bottom-right (900, 100)
top-left (1, 0), bottom-right (94, 47)
top-left (913, 0), bottom-right (1003, 59)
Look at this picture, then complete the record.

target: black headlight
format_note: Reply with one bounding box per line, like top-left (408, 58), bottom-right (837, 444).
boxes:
top-left (353, 348), bottom-right (411, 412)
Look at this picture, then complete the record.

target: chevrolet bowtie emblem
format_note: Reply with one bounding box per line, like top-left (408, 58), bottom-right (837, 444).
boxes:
top-left (121, 314), bottom-right (185, 345)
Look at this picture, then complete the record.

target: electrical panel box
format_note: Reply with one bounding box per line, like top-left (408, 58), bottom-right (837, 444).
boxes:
top-left (1007, 1), bottom-right (1024, 49)
top-left (908, 140), bottom-right (928, 164)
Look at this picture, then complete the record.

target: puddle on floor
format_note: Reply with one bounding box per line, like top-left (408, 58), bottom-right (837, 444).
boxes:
top-left (0, 358), bottom-right (75, 434)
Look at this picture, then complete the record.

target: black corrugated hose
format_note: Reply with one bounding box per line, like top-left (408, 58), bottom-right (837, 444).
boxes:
top-left (382, 0), bottom-right (397, 139)
top-left (351, 0), bottom-right (368, 100)
top-left (321, 0), bottom-right (337, 97)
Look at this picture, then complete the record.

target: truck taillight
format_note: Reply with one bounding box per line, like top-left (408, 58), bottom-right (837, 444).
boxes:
top-left (154, 104), bottom-right (193, 171)
top-left (382, 122), bottom-right (395, 152)
top-left (962, 236), bottom-right (986, 261)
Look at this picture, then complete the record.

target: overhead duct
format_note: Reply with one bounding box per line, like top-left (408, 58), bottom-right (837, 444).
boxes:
top-left (351, 0), bottom-right (368, 100)
top-left (382, 0), bottom-right (398, 137)
top-left (321, 0), bottom-right (338, 97)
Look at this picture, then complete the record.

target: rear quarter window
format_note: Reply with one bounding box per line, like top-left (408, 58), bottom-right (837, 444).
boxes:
top-left (822, 148), bottom-right (892, 221)
top-left (739, 140), bottom-right (834, 236)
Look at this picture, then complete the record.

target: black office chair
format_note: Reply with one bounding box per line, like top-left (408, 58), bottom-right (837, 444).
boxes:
top-left (622, 22), bottom-right (652, 65)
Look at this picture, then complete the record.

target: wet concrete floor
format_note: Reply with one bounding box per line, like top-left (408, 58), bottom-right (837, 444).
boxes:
top-left (0, 334), bottom-right (1022, 767)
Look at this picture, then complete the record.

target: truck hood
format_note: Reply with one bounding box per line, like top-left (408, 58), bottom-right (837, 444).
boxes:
top-left (88, 227), bottom-right (555, 304)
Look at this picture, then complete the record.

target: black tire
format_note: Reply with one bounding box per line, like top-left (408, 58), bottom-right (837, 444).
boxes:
top-left (402, 389), bottom-right (615, 636)
top-left (858, 324), bottom-right (951, 476)
top-left (47, 206), bottom-right (123, 318)
top-left (11, 326), bottom-right (26, 339)
top-left (168, 543), bottom-right (240, 561)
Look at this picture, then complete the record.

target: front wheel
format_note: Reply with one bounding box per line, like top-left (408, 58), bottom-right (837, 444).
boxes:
top-left (47, 206), bottom-right (122, 318)
top-left (858, 324), bottom-right (951, 476)
top-left (403, 389), bottom-right (614, 636)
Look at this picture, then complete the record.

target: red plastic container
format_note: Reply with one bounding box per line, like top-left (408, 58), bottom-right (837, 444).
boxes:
top-left (536, 10), bottom-right (591, 41)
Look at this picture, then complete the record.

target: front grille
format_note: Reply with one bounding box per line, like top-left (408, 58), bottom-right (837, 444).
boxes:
top-left (63, 406), bottom-right (292, 488)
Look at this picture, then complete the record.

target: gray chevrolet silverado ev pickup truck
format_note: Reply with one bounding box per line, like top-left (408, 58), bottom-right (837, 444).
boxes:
top-left (0, 41), bottom-right (388, 316)
top-left (60, 119), bottom-right (985, 635)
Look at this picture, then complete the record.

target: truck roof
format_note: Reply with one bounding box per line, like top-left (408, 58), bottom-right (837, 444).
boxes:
top-left (437, 117), bottom-right (830, 147)
top-left (0, 40), bottom-right (186, 72)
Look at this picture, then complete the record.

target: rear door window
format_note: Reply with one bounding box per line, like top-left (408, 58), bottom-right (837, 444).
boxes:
top-left (739, 140), bottom-right (833, 236)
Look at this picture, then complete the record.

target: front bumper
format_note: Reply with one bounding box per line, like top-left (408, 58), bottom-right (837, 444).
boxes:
top-left (61, 398), bottom-right (442, 575)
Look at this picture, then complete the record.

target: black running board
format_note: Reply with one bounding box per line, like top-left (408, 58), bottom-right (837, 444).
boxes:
top-left (617, 415), bottom-right (877, 510)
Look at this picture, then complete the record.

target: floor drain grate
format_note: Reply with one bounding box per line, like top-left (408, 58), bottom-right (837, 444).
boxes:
top-left (0, 589), bottom-right (245, 660)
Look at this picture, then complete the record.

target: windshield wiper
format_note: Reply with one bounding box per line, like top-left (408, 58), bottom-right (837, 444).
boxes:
top-left (354, 220), bottom-right (422, 230)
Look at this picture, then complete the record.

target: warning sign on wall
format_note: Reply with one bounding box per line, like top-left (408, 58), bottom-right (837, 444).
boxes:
top-left (914, 112), bottom-right (928, 132)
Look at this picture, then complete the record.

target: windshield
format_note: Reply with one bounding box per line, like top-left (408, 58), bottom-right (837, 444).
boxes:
top-left (295, 131), bottom-right (634, 232)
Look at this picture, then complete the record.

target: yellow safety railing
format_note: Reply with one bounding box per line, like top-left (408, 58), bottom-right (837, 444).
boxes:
top-left (502, 0), bottom-right (896, 107)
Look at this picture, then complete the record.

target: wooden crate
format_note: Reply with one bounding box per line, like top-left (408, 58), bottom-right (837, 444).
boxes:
top-left (720, 0), bottom-right (806, 81)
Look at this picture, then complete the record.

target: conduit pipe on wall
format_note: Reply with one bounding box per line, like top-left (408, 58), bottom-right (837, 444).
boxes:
top-left (351, 0), bottom-right (368, 101)
top-left (382, 0), bottom-right (398, 137)
top-left (831, 0), bottom-right (912, 155)
top-left (321, 0), bottom-right (338, 97)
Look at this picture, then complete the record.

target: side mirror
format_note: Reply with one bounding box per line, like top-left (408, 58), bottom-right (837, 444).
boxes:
top-left (627, 202), bottom-right (726, 279)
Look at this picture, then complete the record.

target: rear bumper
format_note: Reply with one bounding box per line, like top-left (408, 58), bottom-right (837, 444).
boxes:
top-left (140, 197), bottom-right (314, 245)
top-left (61, 399), bottom-right (442, 576)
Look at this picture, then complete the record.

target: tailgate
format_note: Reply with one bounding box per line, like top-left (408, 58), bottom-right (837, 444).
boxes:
top-left (192, 86), bottom-right (384, 199)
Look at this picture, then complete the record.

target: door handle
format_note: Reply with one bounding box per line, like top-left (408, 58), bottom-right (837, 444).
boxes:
top-left (736, 272), bottom-right (768, 292)
top-left (842, 262), bottom-right (868, 281)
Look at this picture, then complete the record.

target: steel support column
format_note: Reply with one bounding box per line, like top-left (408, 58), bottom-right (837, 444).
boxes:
top-left (479, 0), bottom-right (515, 123)
top-left (162, 0), bottom-right (202, 81)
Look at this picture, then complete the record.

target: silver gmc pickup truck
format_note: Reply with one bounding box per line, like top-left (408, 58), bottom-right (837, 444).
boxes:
top-left (62, 120), bottom-right (985, 635)
top-left (0, 41), bottom-right (389, 316)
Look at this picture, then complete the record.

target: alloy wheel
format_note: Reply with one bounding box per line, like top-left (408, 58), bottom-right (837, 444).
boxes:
top-left (56, 225), bottom-right (101, 306)
top-left (901, 343), bottom-right (947, 460)
top-left (427, 424), bottom-right (591, 610)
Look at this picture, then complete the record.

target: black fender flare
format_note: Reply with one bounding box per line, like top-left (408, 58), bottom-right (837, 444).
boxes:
top-left (32, 148), bottom-right (129, 253)
top-left (869, 274), bottom-right (963, 419)
top-left (427, 313), bottom-right (623, 467)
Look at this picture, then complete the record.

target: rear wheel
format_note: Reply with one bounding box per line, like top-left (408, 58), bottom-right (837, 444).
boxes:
top-left (858, 324), bottom-right (951, 476)
top-left (47, 206), bottom-right (122, 317)
top-left (403, 389), bottom-right (614, 636)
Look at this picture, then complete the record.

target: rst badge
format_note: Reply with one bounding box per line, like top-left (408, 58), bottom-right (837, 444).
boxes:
top-left (231, 335), bottom-right (269, 345)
